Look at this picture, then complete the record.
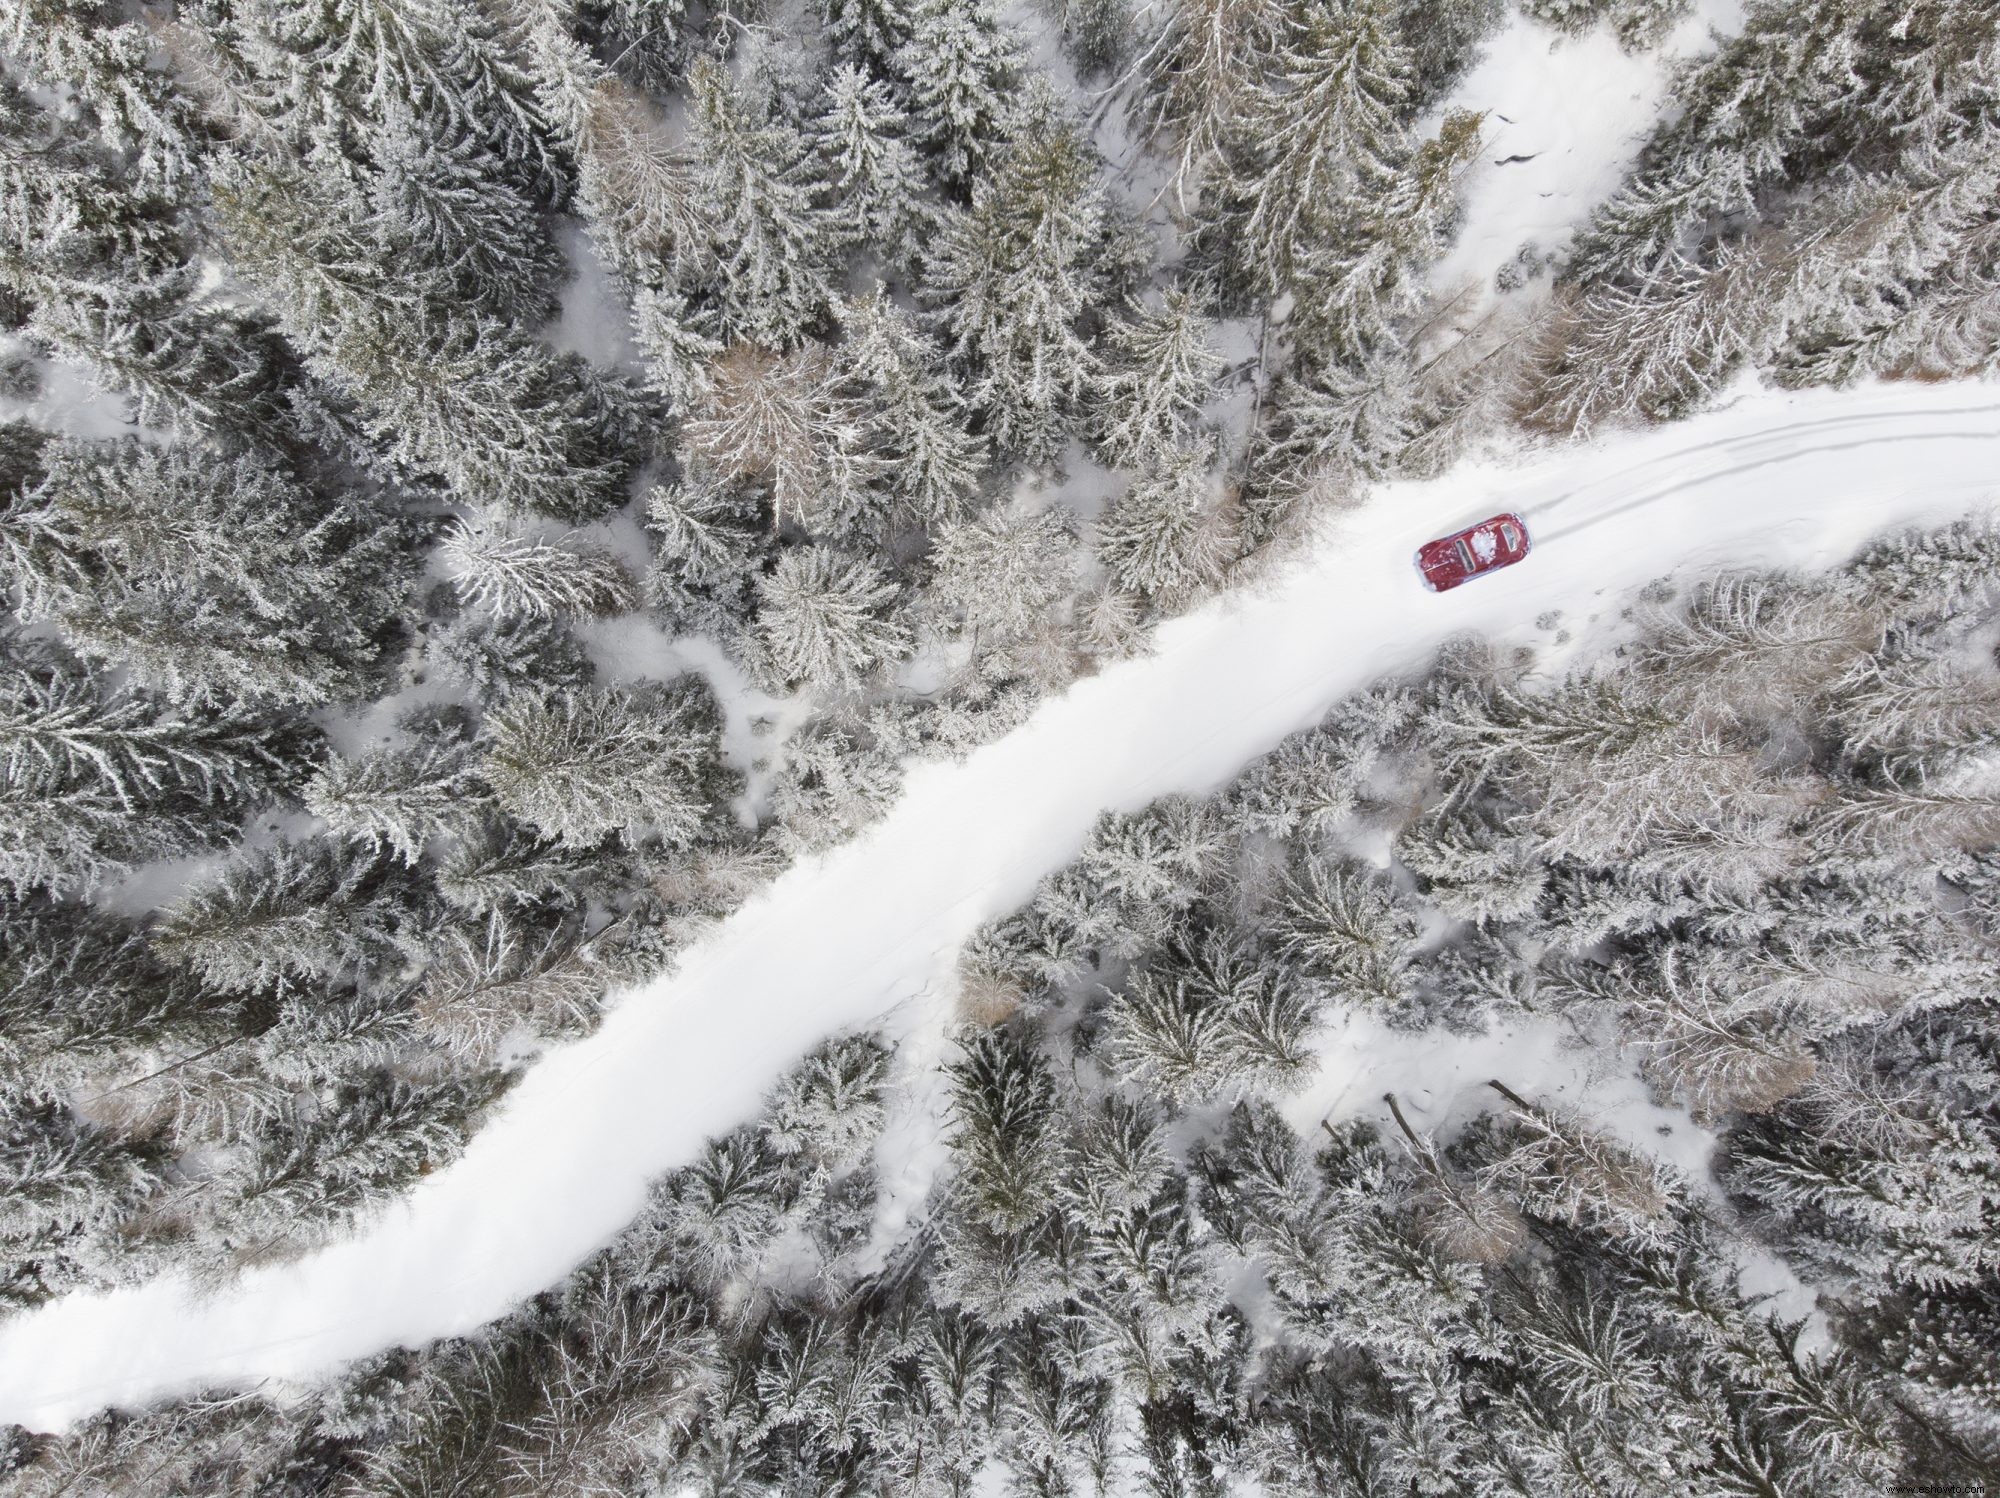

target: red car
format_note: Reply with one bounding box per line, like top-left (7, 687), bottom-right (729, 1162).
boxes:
top-left (1415, 512), bottom-right (1531, 592)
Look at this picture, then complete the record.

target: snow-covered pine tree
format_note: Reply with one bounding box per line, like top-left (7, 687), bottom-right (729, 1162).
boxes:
top-left (563, 73), bottom-right (708, 285)
top-left (811, 66), bottom-right (931, 261)
top-left (842, 290), bottom-right (987, 527)
top-left (1633, 572), bottom-right (1879, 721)
top-left (922, 89), bottom-right (1114, 465)
top-left (1397, 0), bottom-right (1507, 108)
top-left (643, 472), bottom-right (763, 628)
top-left (152, 839), bottom-right (411, 994)
top-left (304, 720), bottom-right (492, 866)
top-left (649, 1127), bottom-right (788, 1287)
top-left (0, 74), bottom-right (304, 444)
top-left (923, 505), bottom-right (1079, 658)
top-left (479, 679), bottom-right (726, 849)
top-left (762, 1033), bottom-right (893, 1173)
top-left (3, 0), bottom-right (204, 186)
top-left (1522, 0), bottom-right (1692, 50)
top-left (0, 1091), bottom-right (162, 1309)
top-left (1063, 1094), bottom-right (1173, 1230)
top-left (1042, 0), bottom-right (1134, 76)
top-left (893, 0), bottom-right (1022, 192)
top-left (206, 1075), bottom-right (497, 1257)
top-left (1095, 443), bottom-right (1233, 608)
top-left (756, 546), bottom-right (910, 690)
top-left (1526, 249), bottom-right (1767, 433)
top-left (440, 521), bottom-right (640, 622)
top-left (630, 285), bottom-right (725, 412)
top-left (1286, 104), bottom-right (1479, 361)
top-left (818, 0), bottom-right (922, 74)
top-left (946, 1026), bottom-right (1067, 1234)
top-left (213, 160), bottom-right (630, 521)
top-left (413, 908), bottom-right (619, 1063)
top-left (1088, 290), bottom-right (1226, 467)
top-left (429, 609), bottom-right (596, 701)
top-left (366, 107), bottom-right (565, 326)
top-left (1227, 0), bottom-right (1414, 313)
top-left (683, 343), bottom-right (879, 537)
top-left (0, 642), bottom-right (300, 895)
top-left (0, 896), bottom-right (241, 1104)
top-left (686, 57), bottom-right (840, 348)
top-left (8, 436), bottom-right (408, 706)
top-left (1482, 1081), bottom-right (1681, 1248)
top-left (1272, 852), bottom-right (1418, 1013)
top-left (1130, 0), bottom-right (1289, 205)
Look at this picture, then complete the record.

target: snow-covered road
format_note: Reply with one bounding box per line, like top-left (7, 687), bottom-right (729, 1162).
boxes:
top-left (7, 381), bottom-right (1999, 1429)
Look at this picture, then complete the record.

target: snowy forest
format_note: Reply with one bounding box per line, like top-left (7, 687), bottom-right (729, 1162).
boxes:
top-left (2, 0), bottom-right (1999, 1488)
top-left (11, 520), bottom-right (2000, 1494)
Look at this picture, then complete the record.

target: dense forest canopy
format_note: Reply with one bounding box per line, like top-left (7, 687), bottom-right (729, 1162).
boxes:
top-left (0, 0), bottom-right (1997, 1488)
top-left (11, 519), bottom-right (2000, 1494)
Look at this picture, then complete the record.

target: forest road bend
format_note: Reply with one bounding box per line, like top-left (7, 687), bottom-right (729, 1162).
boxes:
top-left (1524, 395), bottom-right (2000, 524)
top-left (1532, 429), bottom-right (2000, 545)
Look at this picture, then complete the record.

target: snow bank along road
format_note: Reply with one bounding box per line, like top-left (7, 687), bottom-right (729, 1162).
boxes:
top-left (7, 381), bottom-right (2000, 1429)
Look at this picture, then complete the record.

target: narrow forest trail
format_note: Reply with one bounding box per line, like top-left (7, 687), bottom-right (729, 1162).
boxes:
top-left (6, 381), bottom-right (1999, 1429)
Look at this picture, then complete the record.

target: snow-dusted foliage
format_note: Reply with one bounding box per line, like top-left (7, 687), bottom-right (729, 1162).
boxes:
top-left (2, 0), bottom-right (1997, 1478)
top-left (24, 525), bottom-right (2000, 1494)
top-left (481, 680), bottom-right (729, 849)
top-left (1530, 0), bottom-right (2000, 429)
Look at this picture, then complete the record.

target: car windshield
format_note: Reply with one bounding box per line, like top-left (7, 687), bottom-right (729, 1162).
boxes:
top-left (1454, 538), bottom-right (1475, 569)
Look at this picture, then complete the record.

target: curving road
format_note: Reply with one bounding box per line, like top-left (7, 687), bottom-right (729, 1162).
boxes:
top-left (4, 381), bottom-right (1998, 1429)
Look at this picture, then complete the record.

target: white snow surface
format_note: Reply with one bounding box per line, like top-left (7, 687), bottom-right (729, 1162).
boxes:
top-left (1430, 3), bottom-right (1738, 311)
top-left (4, 380), bottom-right (1999, 1429)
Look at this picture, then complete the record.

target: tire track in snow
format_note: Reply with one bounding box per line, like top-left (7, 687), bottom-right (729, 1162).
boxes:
top-left (3, 382), bottom-right (1999, 1430)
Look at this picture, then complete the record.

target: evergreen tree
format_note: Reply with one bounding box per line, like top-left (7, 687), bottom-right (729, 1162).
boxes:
top-left (1528, 250), bottom-right (1765, 433)
top-left (1483, 1081), bottom-right (1681, 1248)
top-left (924, 505), bottom-right (1080, 658)
top-left (430, 610), bottom-right (597, 701)
top-left (209, 1076), bottom-right (496, 1254)
top-left (762, 1033), bottom-right (893, 1172)
top-left (367, 108), bottom-right (565, 325)
top-left (812, 65), bottom-right (930, 259)
top-left (922, 93), bottom-right (1113, 464)
top-left (1089, 290), bottom-right (1226, 466)
top-left (0, 79), bottom-right (305, 443)
top-left (1272, 853), bottom-right (1418, 1013)
top-left (756, 547), bottom-right (911, 690)
top-left (683, 343), bottom-right (879, 536)
top-left (843, 290), bottom-right (988, 526)
top-left (630, 284), bottom-right (725, 412)
top-left (152, 839), bottom-right (410, 994)
top-left (818, 0), bottom-right (922, 74)
top-left (440, 521), bottom-right (641, 622)
top-left (480, 679), bottom-right (726, 849)
top-left (893, 0), bottom-right (1022, 192)
top-left (946, 1026), bottom-right (1066, 1234)
top-left (1229, 0), bottom-right (1414, 310)
top-left (686, 58), bottom-right (840, 347)
top-left (1131, 0), bottom-right (1290, 204)
top-left (416, 910), bottom-right (620, 1063)
top-left (0, 1091), bottom-right (162, 1308)
top-left (0, 642), bottom-right (300, 894)
top-left (643, 473), bottom-right (764, 630)
top-left (8, 437), bottom-right (408, 705)
top-left (1397, 0), bottom-right (1506, 108)
top-left (1095, 444), bottom-right (1233, 607)
top-left (304, 721), bottom-right (491, 865)
top-left (214, 161), bottom-right (630, 520)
